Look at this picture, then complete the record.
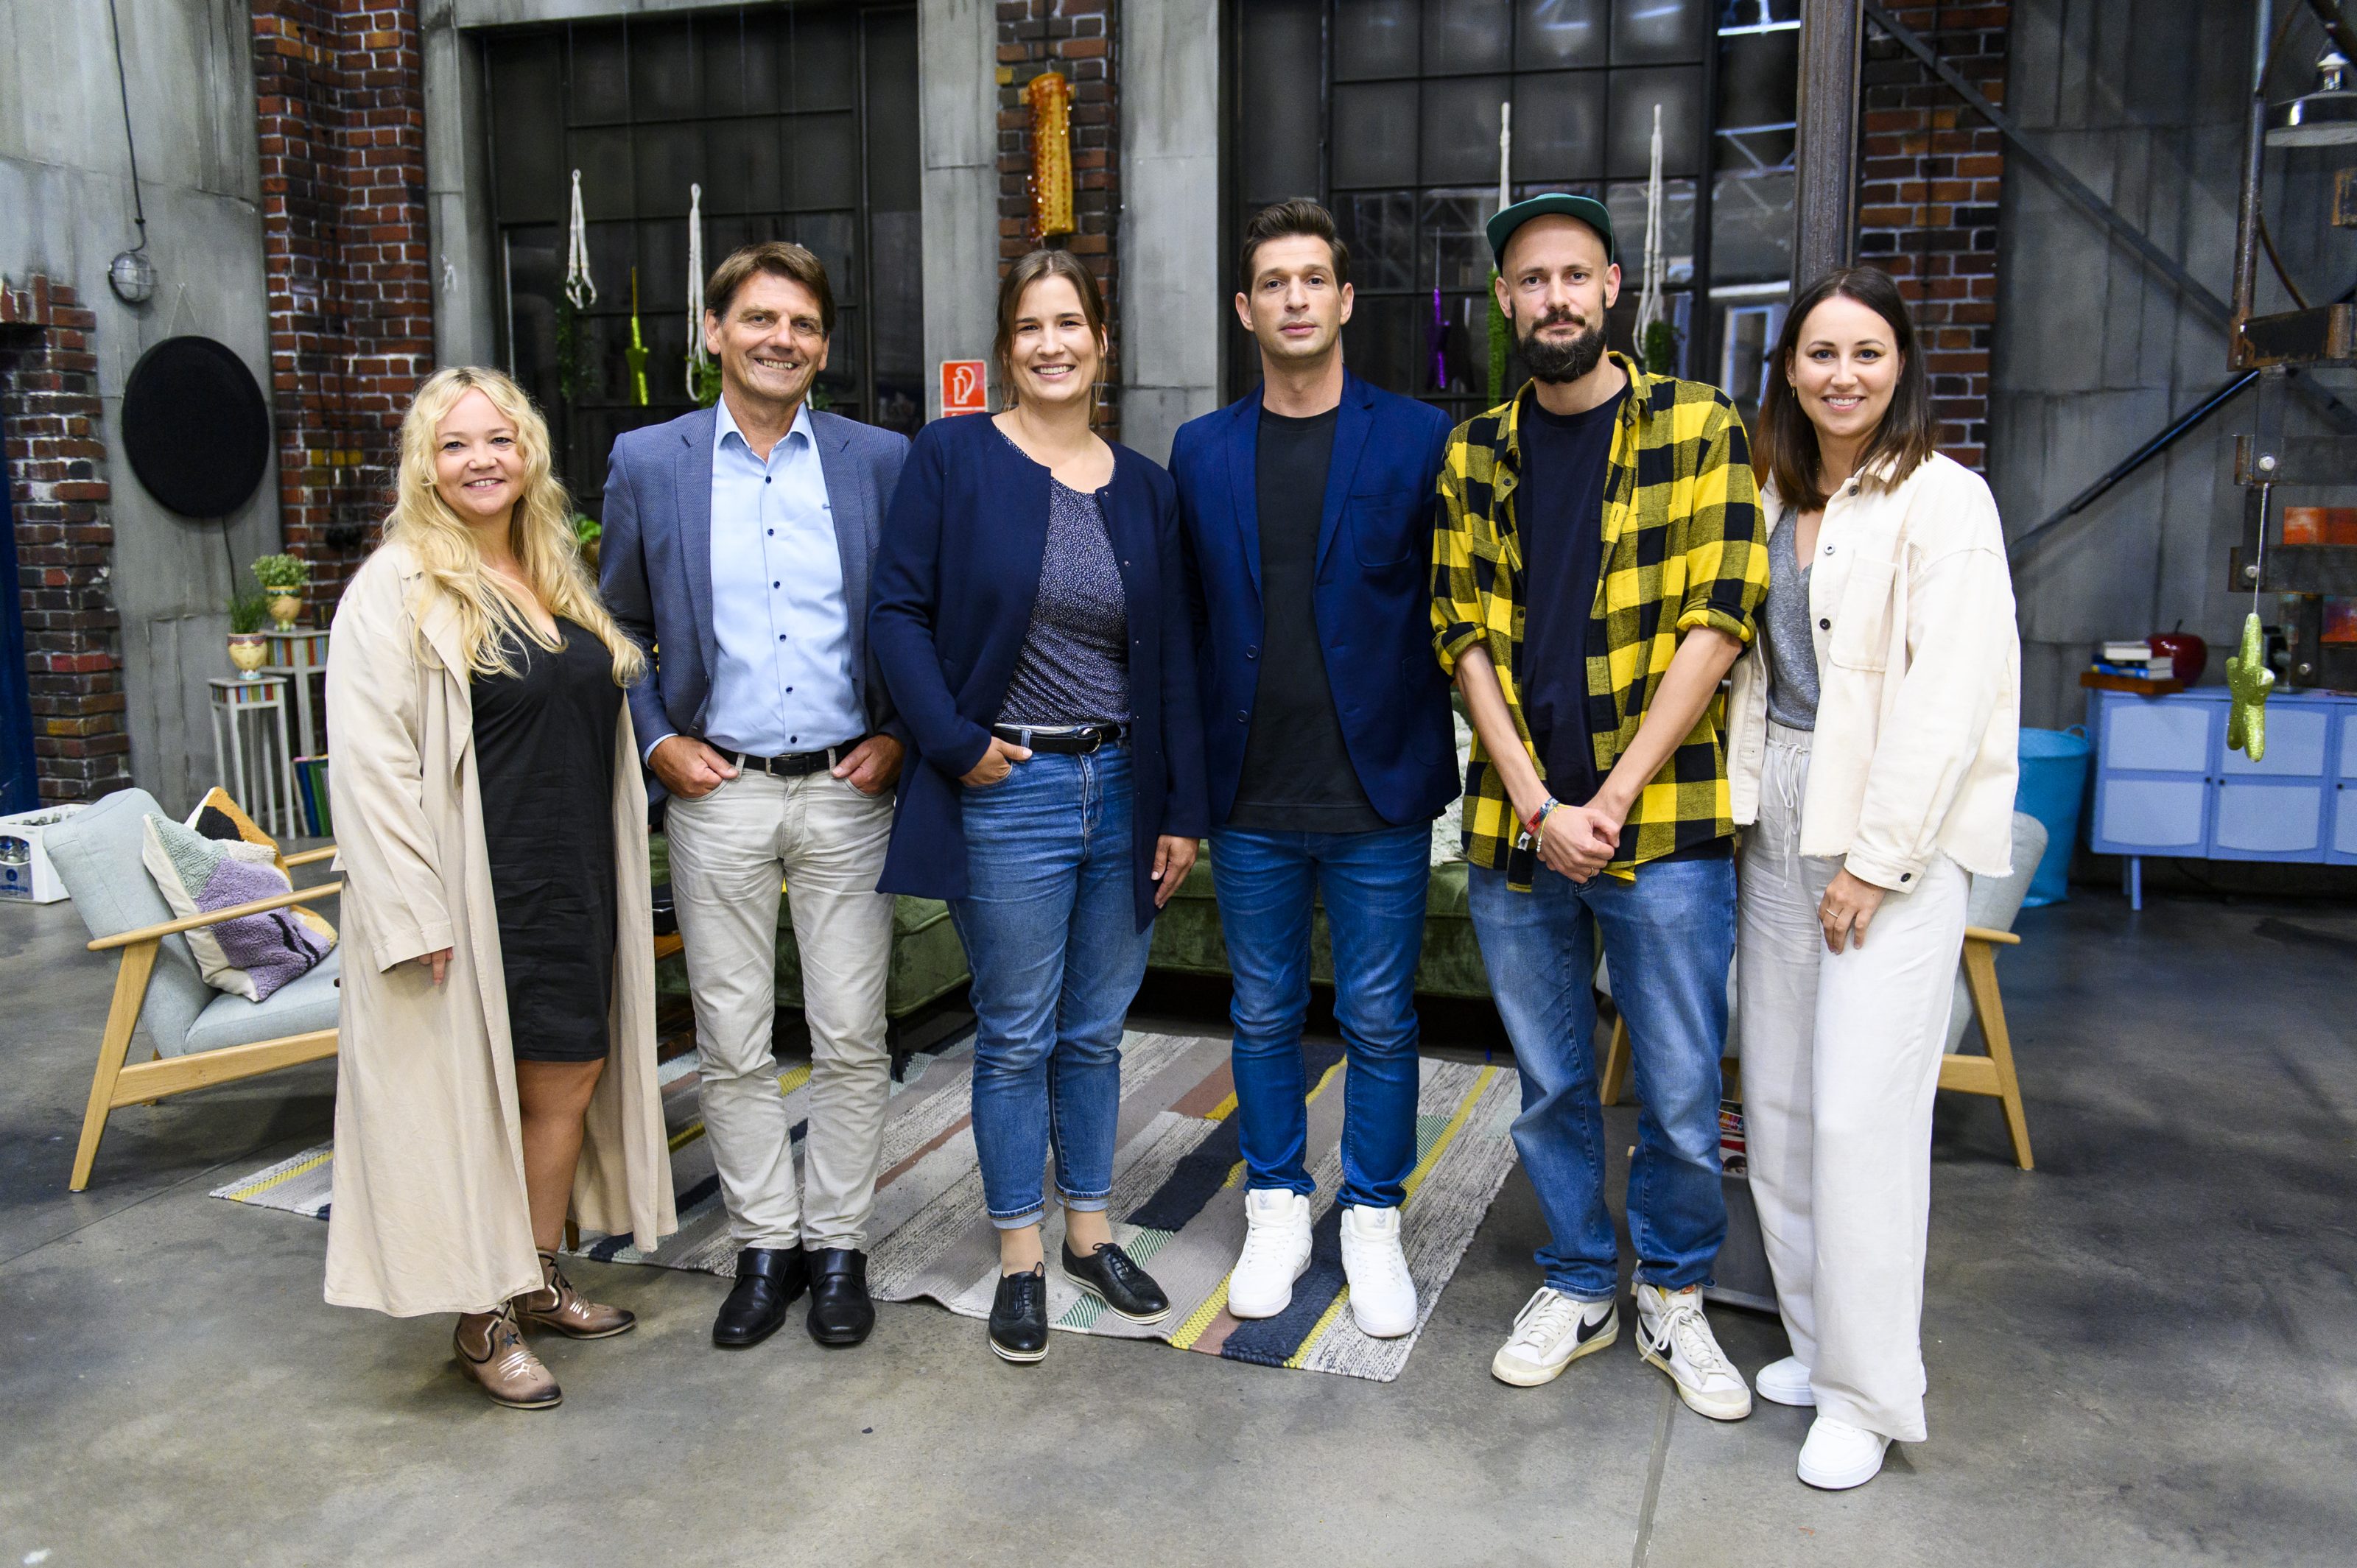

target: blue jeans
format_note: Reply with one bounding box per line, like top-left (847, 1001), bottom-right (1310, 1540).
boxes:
top-left (1209, 823), bottom-right (1430, 1211)
top-left (1467, 857), bottom-right (1734, 1300)
top-left (949, 747), bottom-right (1155, 1229)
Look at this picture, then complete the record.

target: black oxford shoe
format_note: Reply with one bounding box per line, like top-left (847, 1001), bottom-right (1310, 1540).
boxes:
top-left (988, 1265), bottom-right (1050, 1363)
top-left (712, 1246), bottom-right (809, 1349)
top-left (1061, 1240), bottom-right (1170, 1322)
top-left (806, 1248), bottom-right (875, 1347)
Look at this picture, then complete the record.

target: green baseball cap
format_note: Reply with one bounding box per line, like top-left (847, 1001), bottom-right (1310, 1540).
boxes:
top-left (1487, 193), bottom-right (1617, 269)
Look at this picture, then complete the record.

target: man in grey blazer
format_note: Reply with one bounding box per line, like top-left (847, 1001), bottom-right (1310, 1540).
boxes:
top-left (600, 242), bottom-right (909, 1353)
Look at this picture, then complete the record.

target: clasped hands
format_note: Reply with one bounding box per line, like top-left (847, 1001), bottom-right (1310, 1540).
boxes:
top-left (1518, 790), bottom-right (1624, 883)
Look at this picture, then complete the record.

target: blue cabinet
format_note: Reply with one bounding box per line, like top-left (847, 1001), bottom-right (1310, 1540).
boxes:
top-left (2087, 687), bottom-right (2357, 907)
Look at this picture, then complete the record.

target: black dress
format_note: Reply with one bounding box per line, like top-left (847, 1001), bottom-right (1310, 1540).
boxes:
top-left (470, 617), bottom-right (621, 1064)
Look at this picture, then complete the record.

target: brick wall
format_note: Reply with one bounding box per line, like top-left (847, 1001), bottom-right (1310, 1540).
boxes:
top-left (0, 277), bottom-right (130, 805)
top-left (997, 0), bottom-right (1120, 432)
top-left (1857, 4), bottom-right (2009, 472)
top-left (252, 1), bottom-right (434, 613)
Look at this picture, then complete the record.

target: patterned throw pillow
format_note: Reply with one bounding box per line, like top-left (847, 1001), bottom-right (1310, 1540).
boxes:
top-left (141, 814), bottom-right (334, 1002)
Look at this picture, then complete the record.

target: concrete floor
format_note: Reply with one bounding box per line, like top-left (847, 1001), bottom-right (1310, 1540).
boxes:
top-left (1, 885), bottom-right (2353, 1568)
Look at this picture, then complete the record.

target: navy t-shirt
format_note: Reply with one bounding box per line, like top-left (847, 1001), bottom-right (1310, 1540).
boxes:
top-left (1517, 388), bottom-right (1626, 807)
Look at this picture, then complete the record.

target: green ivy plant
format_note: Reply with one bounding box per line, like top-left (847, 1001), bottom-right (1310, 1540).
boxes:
top-left (572, 514), bottom-right (602, 550)
top-left (1643, 320), bottom-right (1680, 378)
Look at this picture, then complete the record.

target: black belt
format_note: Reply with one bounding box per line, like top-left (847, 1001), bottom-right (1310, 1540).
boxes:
top-left (991, 723), bottom-right (1129, 755)
top-left (729, 739), bottom-right (863, 778)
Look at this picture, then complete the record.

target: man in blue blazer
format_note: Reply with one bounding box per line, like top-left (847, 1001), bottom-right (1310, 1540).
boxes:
top-left (600, 243), bottom-right (908, 1354)
top-left (1169, 200), bottom-right (1457, 1340)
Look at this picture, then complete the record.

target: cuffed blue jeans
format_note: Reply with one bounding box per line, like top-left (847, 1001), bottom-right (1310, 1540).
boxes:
top-left (949, 746), bottom-right (1155, 1230)
top-left (1209, 823), bottom-right (1430, 1212)
top-left (1467, 856), bottom-right (1734, 1300)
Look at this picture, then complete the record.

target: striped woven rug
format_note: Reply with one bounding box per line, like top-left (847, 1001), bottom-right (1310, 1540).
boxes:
top-left (211, 1030), bottom-right (1519, 1381)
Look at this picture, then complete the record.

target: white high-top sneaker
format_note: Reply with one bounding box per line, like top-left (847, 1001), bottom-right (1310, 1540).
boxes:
top-left (1491, 1287), bottom-right (1617, 1387)
top-left (1338, 1205), bottom-right (1418, 1338)
top-left (1634, 1283), bottom-right (1754, 1421)
top-left (1797, 1416), bottom-right (1891, 1490)
top-left (1226, 1188), bottom-right (1313, 1319)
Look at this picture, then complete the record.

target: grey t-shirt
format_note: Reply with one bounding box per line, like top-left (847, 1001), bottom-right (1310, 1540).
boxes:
top-left (1763, 507), bottom-right (1821, 731)
top-left (997, 474), bottom-right (1131, 728)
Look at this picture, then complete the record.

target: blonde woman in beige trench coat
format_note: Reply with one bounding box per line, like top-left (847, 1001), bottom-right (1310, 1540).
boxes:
top-left (324, 367), bottom-right (675, 1410)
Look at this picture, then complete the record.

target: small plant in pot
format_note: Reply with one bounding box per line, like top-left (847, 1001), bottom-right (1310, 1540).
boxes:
top-left (250, 553), bottom-right (309, 628)
top-left (227, 588), bottom-right (272, 678)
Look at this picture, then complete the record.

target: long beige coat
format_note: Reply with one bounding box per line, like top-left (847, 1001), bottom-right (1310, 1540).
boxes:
top-left (322, 543), bottom-right (675, 1318)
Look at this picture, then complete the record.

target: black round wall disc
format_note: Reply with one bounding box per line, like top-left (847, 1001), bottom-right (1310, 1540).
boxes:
top-left (120, 337), bottom-right (271, 518)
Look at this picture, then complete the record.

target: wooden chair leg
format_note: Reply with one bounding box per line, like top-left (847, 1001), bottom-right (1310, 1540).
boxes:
top-left (71, 941), bottom-right (158, 1192)
top-left (1963, 941), bottom-right (2034, 1171)
top-left (1600, 1011), bottom-right (1631, 1106)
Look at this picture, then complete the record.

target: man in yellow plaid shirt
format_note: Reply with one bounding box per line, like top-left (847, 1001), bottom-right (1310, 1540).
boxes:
top-left (1433, 194), bottom-right (1766, 1421)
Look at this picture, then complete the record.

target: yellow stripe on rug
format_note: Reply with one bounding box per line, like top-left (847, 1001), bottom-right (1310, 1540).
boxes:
top-left (220, 1149), bottom-right (332, 1203)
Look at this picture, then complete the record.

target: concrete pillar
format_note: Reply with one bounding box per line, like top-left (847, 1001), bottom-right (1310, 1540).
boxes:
top-left (1793, 0), bottom-right (1863, 287)
top-left (921, 0), bottom-right (1001, 419)
top-left (423, 0), bottom-right (498, 370)
top-left (1117, 0), bottom-right (1223, 463)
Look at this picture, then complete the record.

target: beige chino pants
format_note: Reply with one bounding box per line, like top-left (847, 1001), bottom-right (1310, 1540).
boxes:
top-left (1738, 723), bottom-right (1967, 1445)
top-left (664, 766), bottom-right (896, 1252)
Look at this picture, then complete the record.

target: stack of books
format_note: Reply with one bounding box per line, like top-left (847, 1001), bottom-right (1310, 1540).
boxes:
top-left (2091, 639), bottom-right (2174, 681)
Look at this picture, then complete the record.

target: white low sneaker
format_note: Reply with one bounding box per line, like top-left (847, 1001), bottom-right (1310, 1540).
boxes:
top-left (1797, 1416), bottom-right (1891, 1490)
top-left (1754, 1355), bottom-right (1816, 1407)
top-left (1338, 1205), bottom-right (1418, 1338)
top-left (1491, 1287), bottom-right (1618, 1387)
top-left (1634, 1283), bottom-right (1753, 1421)
top-left (1226, 1188), bottom-right (1313, 1319)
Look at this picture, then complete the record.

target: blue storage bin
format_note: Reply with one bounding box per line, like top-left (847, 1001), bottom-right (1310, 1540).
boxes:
top-left (2015, 725), bottom-right (2090, 906)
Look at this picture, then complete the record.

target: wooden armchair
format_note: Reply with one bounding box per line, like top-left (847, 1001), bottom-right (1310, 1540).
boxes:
top-left (43, 789), bottom-right (343, 1190)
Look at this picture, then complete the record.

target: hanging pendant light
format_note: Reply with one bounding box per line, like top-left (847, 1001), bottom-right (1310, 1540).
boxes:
top-left (2266, 48), bottom-right (2357, 146)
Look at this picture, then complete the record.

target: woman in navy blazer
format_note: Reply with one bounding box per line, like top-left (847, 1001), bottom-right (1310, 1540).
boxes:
top-left (869, 250), bottom-right (1208, 1364)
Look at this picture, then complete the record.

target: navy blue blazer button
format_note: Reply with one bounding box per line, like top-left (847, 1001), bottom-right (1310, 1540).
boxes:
top-left (1236, 711), bottom-right (1248, 723)
top-left (1246, 647), bottom-right (1259, 658)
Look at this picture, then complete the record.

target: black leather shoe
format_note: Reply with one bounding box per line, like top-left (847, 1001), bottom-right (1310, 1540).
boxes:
top-left (712, 1246), bottom-right (809, 1349)
top-left (988, 1265), bottom-right (1050, 1363)
top-left (806, 1248), bottom-right (875, 1347)
top-left (1061, 1240), bottom-right (1170, 1323)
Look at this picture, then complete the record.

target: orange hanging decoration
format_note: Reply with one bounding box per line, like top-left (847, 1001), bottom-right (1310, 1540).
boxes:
top-left (1025, 71), bottom-right (1075, 240)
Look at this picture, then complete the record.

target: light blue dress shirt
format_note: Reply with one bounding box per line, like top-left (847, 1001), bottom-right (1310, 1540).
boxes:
top-left (700, 397), bottom-right (866, 756)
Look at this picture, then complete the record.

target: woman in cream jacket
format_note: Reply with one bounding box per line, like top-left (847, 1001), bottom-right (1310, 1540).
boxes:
top-left (1726, 267), bottom-right (2020, 1489)
top-left (325, 367), bottom-right (673, 1409)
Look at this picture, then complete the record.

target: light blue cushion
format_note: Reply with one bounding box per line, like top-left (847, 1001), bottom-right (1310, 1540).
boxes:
top-left (41, 789), bottom-right (214, 1055)
top-left (179, 946), bottom-right (343, 1057)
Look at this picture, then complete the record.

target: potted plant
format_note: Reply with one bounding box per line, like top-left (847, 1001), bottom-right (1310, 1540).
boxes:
top-left (250, 553), bottom-right (309, 629)
top-left (227, 587), bottom-right (271, 678)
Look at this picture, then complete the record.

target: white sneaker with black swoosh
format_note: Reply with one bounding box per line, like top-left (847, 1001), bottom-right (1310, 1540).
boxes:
top-left (1634, 1282), bottom-right (1753, 1421)
top-left (1491, 1287), bottom-right (1618, 1387)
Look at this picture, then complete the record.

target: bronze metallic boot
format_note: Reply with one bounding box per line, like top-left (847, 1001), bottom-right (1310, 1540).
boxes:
top-left (454, 1306), bottom-right (562, 1410)
top-left (513, 1250), bottom-right (636, 1340)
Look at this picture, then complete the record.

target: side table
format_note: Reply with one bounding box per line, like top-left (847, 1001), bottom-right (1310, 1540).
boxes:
top-left (208, 675), bottom-right (301, 840)
top-left (260, 627), bottom-right (332, 757)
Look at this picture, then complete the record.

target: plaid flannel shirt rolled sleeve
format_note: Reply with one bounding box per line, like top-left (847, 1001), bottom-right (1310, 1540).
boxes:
top-left (1672, 403), bottom-right (1768, 645)
top-left (1430, 447), bottom-right (1488, 674)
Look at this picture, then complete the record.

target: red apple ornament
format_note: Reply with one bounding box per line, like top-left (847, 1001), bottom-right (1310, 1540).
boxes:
top-left (2150, 625), bottom-right (2207, 686)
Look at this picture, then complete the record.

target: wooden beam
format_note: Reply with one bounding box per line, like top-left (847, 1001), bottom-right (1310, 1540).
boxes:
top-left (1794, 0), bottom-right (1864, 285)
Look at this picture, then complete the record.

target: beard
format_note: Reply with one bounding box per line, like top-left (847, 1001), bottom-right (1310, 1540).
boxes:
top-left (1514, 306), bottom-right (1608, 384)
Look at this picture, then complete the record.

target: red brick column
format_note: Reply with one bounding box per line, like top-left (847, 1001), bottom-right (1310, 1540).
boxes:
top-left (253, 1), bottom-right (433, 614)
top-left (1858, 4), bottom-right (2009, 471)
top-left (1, 277), bottom-right (130, 804)
top-left (997, 0), bottom-right (1120, 433)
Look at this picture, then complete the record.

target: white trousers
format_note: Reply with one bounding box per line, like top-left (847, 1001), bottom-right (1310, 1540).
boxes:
top-left (664, 767), bottom-right (896, 1251)
top-left (1738, 723), bottom-right (1967, 1444)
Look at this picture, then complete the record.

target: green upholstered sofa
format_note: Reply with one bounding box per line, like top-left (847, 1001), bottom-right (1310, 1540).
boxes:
top-left (1144, 854), bottom-right (1492, 1001)
top-left (647, 833), bottom-right (972, 1020)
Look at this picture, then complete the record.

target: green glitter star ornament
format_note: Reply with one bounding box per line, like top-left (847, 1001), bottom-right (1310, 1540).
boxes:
top-left (2226, 610), bottom-right (2275, 762)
